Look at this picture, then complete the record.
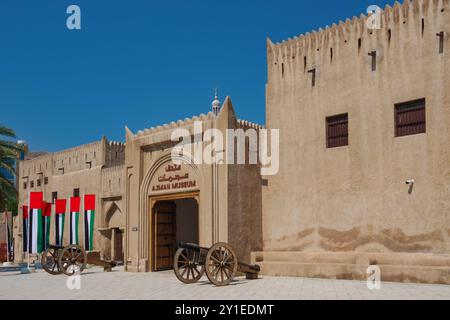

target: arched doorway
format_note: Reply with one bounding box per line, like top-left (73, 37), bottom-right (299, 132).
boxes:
top-left (104, 201), bottom-right (124, 262)
top-left (151, 193), bottom-right (199, 271)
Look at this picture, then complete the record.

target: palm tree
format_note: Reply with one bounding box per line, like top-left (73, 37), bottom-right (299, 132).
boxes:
top-left (0, 125), bottom-right (22, 212)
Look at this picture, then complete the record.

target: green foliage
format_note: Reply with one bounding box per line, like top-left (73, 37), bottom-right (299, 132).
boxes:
top-left (0, 125), bottom-right (23, 213)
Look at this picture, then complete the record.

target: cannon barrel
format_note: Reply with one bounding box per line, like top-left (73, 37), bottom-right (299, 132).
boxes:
top-left (177, 242), bottom-right (209, 252)
top-left (238, 262), bottom-right (260, 274)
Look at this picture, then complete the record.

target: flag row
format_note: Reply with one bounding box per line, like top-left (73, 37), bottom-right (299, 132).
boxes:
top-left (22, 192), bottom-right (96, 254)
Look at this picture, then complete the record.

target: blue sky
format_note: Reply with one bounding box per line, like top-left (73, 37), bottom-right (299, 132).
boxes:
top-left (0, 0), bottom-right (395, 152)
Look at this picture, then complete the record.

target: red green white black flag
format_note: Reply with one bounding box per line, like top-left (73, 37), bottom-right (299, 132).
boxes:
top-left (28, 192), bottom-right (43, 254)
top-left (70, 197), bottom-right (80, 245)
top-left (42, 201), bottom-right (52, 251)
top-left (55, 199), bottom-right (66, 246)
top-left (22, 205), bottom-right (28, 252)
top-left (84, 194), bottom-right (95, 251)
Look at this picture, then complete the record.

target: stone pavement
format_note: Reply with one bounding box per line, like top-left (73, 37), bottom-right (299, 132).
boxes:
top-left (0, 266), bottom-right (449, 300)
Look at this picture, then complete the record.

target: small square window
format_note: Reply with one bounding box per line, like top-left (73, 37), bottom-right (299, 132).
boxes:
top-left (23, 182), bottom-right (27, 189)
top-left (30, 181), bottom-right (34, 188)
top-left (395, 99), bottom-right (426, 137)
top-left (73, 188), bottom-right (80, 197)
top-left (37, 179), bottom-right (41, 187)
top-left (44, 177), bottom-right (48, 185)
top-left (326, 113), bottom-right (349, 148)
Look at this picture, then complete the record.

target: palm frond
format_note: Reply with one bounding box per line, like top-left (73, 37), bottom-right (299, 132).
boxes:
top-left (0, 160), bottom-right (16, 177)
top-left (0, 140), bottom-right (23, 152)
top-left (0, 126), bottom-right (16, 138)
top-left (0, 175), bottom-right (17, 198)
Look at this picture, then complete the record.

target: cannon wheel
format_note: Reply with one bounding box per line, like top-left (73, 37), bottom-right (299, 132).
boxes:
top-left (41, 247), bottom-right (62, 275)
top-left (173, 247), bottom-right (205, 284)
top-left (58, 244), bottom-right (87, 276)
top-left (205, 242), bottom-right (238, 286)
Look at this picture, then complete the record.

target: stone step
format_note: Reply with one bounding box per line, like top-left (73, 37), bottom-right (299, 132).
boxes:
top-left (256, 260), bottom-right (450, 285)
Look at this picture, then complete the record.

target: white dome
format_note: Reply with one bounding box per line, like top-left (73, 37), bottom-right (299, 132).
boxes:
top-left (211, 89), bottom-right (221, 115)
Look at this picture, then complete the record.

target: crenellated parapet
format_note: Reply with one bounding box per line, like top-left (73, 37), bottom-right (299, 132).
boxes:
top-left (105, 140), bottom-right (125, 167)
top-left (127, 111), bottom-right (220, 150)
top-left (134, 112), bottom-right (216, 138)
top-left (267, 0), bottom-right (449, 83)
top-left (237, 119), bottom-right (264, 130)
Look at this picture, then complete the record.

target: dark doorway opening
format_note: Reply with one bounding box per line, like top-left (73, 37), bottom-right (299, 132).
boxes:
top-left (152, 198), bottom-right (198, 271)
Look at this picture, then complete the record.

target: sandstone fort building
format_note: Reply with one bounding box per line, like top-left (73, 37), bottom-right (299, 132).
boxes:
top-left (13, 0), bottom-right (450, 284)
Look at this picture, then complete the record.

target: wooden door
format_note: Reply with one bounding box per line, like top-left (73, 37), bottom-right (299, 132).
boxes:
top-left (114, 229), bottom-right (124, 262)
top-left (153, 201), bottom-right (176, 271)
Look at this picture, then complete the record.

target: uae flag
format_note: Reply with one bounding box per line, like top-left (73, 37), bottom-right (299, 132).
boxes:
top-left (70, 197), bottom-right (80, 245)
top-left (42, 202), bottom-right (52, 251)
top-left (28, 192), bottom-right (43, 254)
top-left (22, 205), bottom-right (28, 252)
top-left (55, 199), bottom-right (66, 246)
top-left (84, 194), bottom-right (96, 251)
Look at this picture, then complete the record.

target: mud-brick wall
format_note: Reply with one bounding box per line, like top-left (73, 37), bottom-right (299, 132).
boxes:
top-left (264, 0), bottom-right (450, 254)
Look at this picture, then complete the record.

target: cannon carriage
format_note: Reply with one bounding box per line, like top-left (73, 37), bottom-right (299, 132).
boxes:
top-left (174, 242), bottom-right (260, 286)
top-left (41, 244), bottom-right (116, 276)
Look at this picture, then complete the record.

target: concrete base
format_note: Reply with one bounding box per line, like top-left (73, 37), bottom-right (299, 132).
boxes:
top-left (20, 267), bottom-right (36, 274)
top-left (251, 251), bottom-right (450, 285)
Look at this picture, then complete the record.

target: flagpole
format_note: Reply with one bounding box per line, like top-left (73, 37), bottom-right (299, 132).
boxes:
top-left (27, 193), bottom-right (30, 269)
top-left (4, 211), bottom-right (9, 263)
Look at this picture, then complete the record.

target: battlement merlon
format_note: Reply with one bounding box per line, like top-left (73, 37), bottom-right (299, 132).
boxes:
top-left (267, 0), bottom-right (449, 65)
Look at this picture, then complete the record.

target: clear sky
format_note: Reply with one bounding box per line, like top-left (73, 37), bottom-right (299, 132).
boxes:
top-left (0, 0), bottom-right (395, 152)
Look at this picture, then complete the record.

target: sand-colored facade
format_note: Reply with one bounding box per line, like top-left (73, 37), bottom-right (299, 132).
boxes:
top-left (12, 0), bottom-right (450, 285)
top-left (14, 138), bottom-right (126, 262)
top-left (256, 0), bottom-right (450, 284)
top-left (13, 98), bottom-right (263, 273)
top-left (124, 97), bottom-right (262, 272)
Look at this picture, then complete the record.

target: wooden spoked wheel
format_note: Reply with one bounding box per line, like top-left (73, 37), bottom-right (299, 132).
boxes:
top-left (205, 242), bottom-right (238, 286)
top-left (173, 247), bottom-right (205, 284)
top-left (58, 244), bottom-right (87, 276)
top-left (41, 247), bottom-right (62, 275)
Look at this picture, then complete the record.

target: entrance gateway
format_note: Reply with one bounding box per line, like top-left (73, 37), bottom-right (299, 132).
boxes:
top-left (124, 98), bottom-right (263, 273)
top-left (150, 192), bottom-right (199, 271)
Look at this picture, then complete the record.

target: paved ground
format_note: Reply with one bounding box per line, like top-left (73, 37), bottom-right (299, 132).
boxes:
top-left (1, 266), bottom-right (449, 300)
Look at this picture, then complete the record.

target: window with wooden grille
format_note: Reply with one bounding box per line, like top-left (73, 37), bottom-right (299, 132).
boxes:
top-left (44, 177), bottom-right (48, 185)
top-left (395, 99), bottom-right (426, 137)
top-left (326, 113), bottom-right (348, 148)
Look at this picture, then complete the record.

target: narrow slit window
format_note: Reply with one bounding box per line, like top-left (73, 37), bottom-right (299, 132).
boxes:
top-left (358, 38), bottom-right (362, 53)
top-left (330, 48), bottom-right (333, 63)
top-left (437, 32), bottom-right (444, 54)
top-left (421, 19), bottom-right (425, 36)
top-left (52, 192), bottom-right (58, 204)
top-left (369, 51), bottom-right (377, 71)
top-left (326, 113), bottom-right (349, 148)
top-left (395, 99), bottom-right (426, 137)
top-left (304, 56), bottom-right (307, 72)
top-left (307, 68), bottom-right (316, 87)
top-left (281, 63), bottom-right (284, 77)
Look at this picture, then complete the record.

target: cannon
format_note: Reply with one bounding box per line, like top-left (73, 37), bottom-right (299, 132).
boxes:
top-left (174, 242), bottom-right (260, 286)
top-left (41, 244), bottom-right (116, 276)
